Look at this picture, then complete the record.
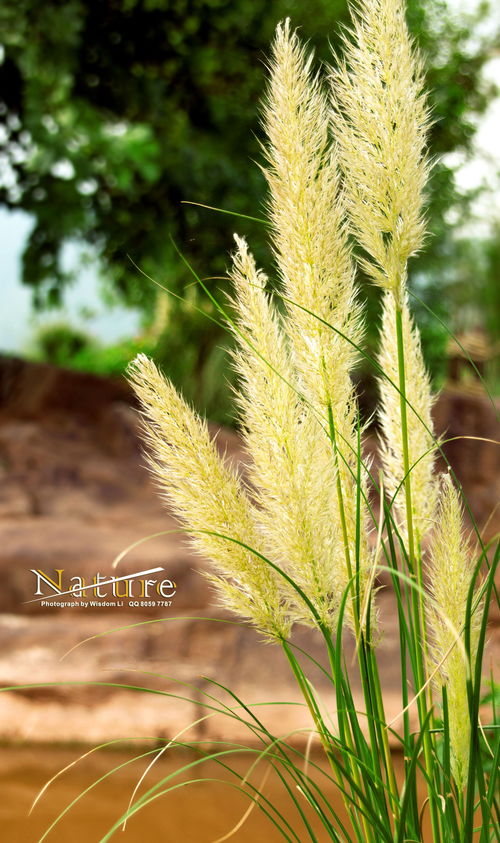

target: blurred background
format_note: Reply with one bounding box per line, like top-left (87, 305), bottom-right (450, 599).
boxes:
top-left (0, 0), bottom-right (499, 840)
top-left (1, 0), bottom-right (499, 420)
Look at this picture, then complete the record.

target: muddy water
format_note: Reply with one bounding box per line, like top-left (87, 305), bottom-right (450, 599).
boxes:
top-left (1, 745), bottom-right (353, 842)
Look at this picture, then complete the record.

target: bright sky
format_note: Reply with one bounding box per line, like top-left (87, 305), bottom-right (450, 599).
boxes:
top-left (446, 0), bottom-right (500, 228)
top-left (0, 0), bottom-right (499, 354)
top-left (0, 209), bottom-right (142, 353)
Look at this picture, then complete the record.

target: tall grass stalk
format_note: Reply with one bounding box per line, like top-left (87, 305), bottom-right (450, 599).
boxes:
top-left (20, 0), bottom-right (498, 839)
top-left (124, 0), bottom-right (499, 839)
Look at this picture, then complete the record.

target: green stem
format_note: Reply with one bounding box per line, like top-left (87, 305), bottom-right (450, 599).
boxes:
top-left (368, 639), bottom-right (401, 825)
top-left (395, 302), bottom-right (441, 843)
top-left (326, 397), bottom-right (396, 835)
top-left (282, 639), bottom-right (368, 843)
top-left (394, 306), bottom-right (416, 574)
top-left (326, 402), bottom-right (355, 610)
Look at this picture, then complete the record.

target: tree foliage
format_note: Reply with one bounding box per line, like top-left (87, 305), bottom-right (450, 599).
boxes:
top-left (0, 0), bottom-right (497, 418)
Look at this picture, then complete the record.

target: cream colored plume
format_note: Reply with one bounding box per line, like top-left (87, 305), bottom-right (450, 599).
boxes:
top-left (229, 234), bottom-right (349, 630)
top-left (377, 292), bottom-right (438, 540)
top-left (127, 354), bottom-right (290, 639)
top-left (426, 473), bottom-right (481, 790)
top-left (331, 0), bottom-right (430, 303)
top-left (263, 18), bottom-right (363, 419)
top-left (262, 20), bottom-right (374, 629)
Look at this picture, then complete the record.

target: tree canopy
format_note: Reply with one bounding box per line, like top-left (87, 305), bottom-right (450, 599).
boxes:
top-left (0, 0), bottom-right (497, 418)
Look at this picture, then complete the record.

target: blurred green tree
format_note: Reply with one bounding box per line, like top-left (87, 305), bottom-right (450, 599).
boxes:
top-left (0, 0), bottom-right (497, 419)
top-left (440, 222), bottom-right (500, 389)
top-left (31, 321), bottom-right (94, 367)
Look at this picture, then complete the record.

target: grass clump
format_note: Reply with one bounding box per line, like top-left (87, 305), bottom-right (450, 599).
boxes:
top-left (26, 0), bottom-right (498, 840)
top-left (126, 1), bottom-right (499, 839)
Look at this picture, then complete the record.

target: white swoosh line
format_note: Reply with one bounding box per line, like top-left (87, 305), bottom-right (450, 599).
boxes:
top-left (25, 567), bottom-right (166, 603)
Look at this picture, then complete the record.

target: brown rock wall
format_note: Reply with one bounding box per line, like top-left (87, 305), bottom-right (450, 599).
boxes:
top-left (0, 357), bottom-right (498, 744)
